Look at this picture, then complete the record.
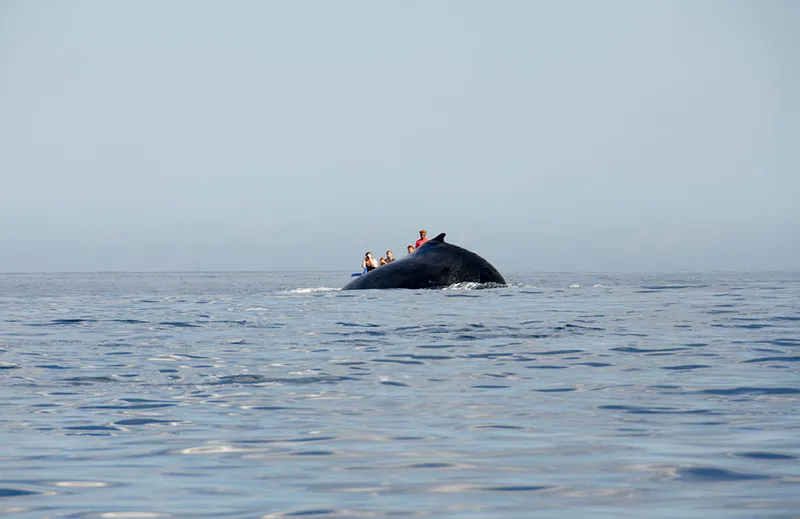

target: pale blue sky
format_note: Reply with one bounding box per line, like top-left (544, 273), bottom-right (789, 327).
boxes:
top-left (1, 1), bottom-right (797, 272)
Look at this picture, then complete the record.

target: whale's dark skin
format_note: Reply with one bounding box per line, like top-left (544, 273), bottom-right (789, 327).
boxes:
top-left (342, 233), bottom-right (506, 290)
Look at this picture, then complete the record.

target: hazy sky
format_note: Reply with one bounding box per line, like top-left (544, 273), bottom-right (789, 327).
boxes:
top-left (1, 1), bottom-right (798, 272)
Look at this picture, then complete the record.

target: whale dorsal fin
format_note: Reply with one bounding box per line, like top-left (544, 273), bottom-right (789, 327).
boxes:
top-left (431, 232), bottom-right (446, 243)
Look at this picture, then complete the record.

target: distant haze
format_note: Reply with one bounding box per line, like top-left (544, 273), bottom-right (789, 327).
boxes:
top-left (1, 1), bottom-right (798, 272)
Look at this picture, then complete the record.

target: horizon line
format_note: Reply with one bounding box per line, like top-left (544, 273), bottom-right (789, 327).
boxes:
top-left (1, 269), bottom-right (798, 275)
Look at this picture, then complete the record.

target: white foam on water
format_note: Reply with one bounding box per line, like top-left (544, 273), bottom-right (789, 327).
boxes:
top-left (289, 287), bottom-right (340, 294)
top-left (442, 282), bottom-right (483, 291)
top-left (442, 281), bottom-right (507, 291)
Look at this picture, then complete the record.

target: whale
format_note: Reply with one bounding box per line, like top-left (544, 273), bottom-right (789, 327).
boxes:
top-left (342, 233), bottom-right (506, 290)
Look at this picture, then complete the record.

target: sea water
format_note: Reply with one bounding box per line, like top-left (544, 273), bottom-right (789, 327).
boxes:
top-left (0, 271), bottom-right (798, 518)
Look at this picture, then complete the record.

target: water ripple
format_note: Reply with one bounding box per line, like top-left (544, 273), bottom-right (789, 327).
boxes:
top-left (0, 271), bottom-right (798, 519)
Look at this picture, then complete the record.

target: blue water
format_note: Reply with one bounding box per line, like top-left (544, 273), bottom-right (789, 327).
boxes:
top-left (1, 271), bottom-right (798, 518)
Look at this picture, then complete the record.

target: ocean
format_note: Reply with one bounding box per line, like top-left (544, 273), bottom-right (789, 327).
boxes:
top-left (1, 271), bottom-right (798, 518)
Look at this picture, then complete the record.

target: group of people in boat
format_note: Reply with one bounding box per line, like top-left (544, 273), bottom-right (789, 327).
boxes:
top-left (361, 229), bottom-right (430, 272)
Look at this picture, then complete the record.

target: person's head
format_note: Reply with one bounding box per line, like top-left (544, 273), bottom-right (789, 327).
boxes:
top-left (407, 245), bottom-right (414, 253)
top-left (419, 229), bottom-right (427, 238)
top-left (379, 257), bottom-right (387, 266)
top-left (365, 252), bottom-right (372, 260)
top-left (386, 250), bottom-right (393, 259)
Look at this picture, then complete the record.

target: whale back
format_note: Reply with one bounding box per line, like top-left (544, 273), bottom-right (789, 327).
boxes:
top-left (342, 233), bottom-right (505, 290)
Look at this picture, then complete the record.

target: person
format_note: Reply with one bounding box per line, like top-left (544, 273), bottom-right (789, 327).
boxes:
top-left (385, 250), bottom-right (395, 263)
top-left (407, 245), bottom-right (414, 254)
top-left (415, 229), bottom-right (428, 249)
top-left (379, 256), bottom-right (387, 266)
top-left (362, 252), bottom-right (378, 272)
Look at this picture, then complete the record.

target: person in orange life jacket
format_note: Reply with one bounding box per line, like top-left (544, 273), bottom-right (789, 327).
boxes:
top-left (415, 229), bottom-right (428, 249)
